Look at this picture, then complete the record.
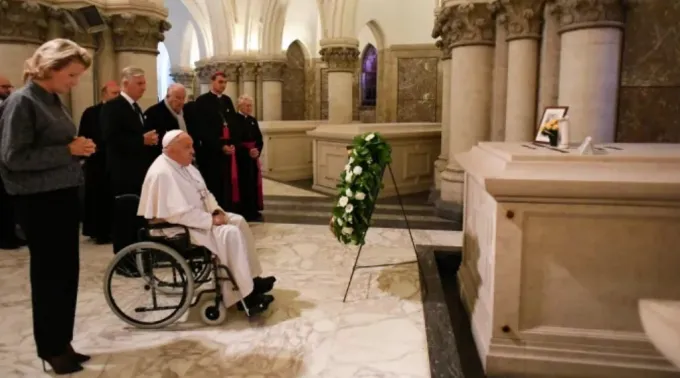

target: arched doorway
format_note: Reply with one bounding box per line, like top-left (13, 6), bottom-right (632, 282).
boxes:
top-left (360, 44), bottom-right (377, 107)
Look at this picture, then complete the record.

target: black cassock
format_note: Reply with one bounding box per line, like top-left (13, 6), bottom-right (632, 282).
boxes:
top-left (78, 103), bottom-right (112, 242)
top-left (191, 92), bottom-right (239, 212)
top-left (233, 112), bottom-right (264, 220)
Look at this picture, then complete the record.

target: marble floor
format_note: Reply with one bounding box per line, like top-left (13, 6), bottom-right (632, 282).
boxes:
top-left (0, 178), bottom-right (463, 377)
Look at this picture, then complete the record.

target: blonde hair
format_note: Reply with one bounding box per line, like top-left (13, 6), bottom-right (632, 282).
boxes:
top-left (120, 66), bottom-right (146, 82)
top-left (23, 38), bottom-right (92, 82)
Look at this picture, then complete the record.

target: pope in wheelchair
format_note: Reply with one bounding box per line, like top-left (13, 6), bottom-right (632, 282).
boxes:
top-left (103, 129), bottom-right (275, 329)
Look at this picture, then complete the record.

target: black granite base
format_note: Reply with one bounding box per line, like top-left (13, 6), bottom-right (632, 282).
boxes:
top-left (416, 245), bottom-right (486, 378)
top-left (433, 198), bottom-right (463, 224)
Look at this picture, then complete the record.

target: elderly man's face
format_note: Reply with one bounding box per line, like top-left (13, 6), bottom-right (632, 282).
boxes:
top-left (123, 75), bottom-right (146, 101)
top-left (167, 133), bottom-right (195, 166)
top-left (239, 100), bottom-right (253, 116)
top-left (0, 76), bottom-right (14, 100)
top-left (167, 87), bottom-right (186, 113)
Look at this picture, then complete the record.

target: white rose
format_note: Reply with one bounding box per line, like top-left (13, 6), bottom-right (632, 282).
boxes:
top-left (341, 227), bottom-right (353, 235)
top-left (353, 166), bottom-right (363, 175)
top-left (345, 215), bottom-right (353, 224)
top-left (336, 217), bottom-right (344, 226)
top-left (345, 172), bottom-right (353, 182)
top-left (338, 196), bottom-right (348, 207)
top-left (355, 192), bottom-right (366, 201)
top-left (345, 204), bottom-right (354, 213)
top-left (345, 188), bottom-right (353, 197)
top-left (344, 164), bottom-right (351, 172)
top-left (365, 133), bottom-right (375, 141)
top-left (349, 157), bottom-right (354, 164)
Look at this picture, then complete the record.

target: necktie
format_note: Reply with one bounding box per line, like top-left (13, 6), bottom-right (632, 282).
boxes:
top-left (133, 103), bottom-right (144, 124)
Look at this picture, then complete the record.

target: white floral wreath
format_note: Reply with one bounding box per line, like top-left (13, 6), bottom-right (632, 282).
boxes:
top-left (330, 132), bottom-right (392, 245)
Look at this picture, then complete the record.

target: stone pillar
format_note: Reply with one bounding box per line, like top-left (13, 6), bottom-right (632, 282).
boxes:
top-left (110, 13), bottom-right (171, 110)
top-left (431, 8), bottom-right (452, 202)
top-left (319, 38), bottom-right (360, 124)
top-left (169, 66), bottom-right (195, 101)
top-left (490, 11), bottom-right (508, 141)
top-left (194, 63), bottom-right (212, 95)
top-left (46, 7), bottom-right (71, 111)
top-left (219, 62), bottom-right (240, 101)
top-left (432, 2), bottom-right (497, 219)
top-left (0, 1), bottom-right (47, 87)
top-left (501, 0), bottom-right (542, 142)
top-left (536, 2), bottom-right (561, 124)
top-left (259, 60), bottom-right (285, 121)
top-left (62, 15), bottom-right (97, 128)
top-left (555, 0), bottom-right (625, 143)
top-left (239, 61), bottom-right (258, 117)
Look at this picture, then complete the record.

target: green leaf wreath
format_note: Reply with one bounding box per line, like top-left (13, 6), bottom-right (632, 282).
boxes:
top-left (329, 132), bottom-right (392, 245)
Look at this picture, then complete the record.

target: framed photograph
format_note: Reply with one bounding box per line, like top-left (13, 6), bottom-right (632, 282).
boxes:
top-left (535, 106), bottom-right (569, 143)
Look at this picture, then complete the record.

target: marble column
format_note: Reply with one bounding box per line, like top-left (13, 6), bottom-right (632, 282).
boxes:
top-left (319, 38), bottom-right (360, 124)
top-left (490, 11), bottom-right (508, 142)
top-left (259, 60), bottom-right (286, 121)
top-left (555, 0), bottom-right (625, 143)
top-left (501, 0), bottom-right (542, 142)
top-left (432, 2), bottom-right (497, 219)
top-left (169, 66), bottom-right (196, 101)
top-left (62, 15), bottom-right (97, 128)
top-left (536, 2), bottom-right (561, 124)
top-left (219, 62), bottom-right (240, 101)
top-left (194, 63), bottom-right (213, 95)
top-left (0, 1), bottom-right (47, 87)
top-left (46, 7), bottom-right (71, 111)
top-left (239, 61), bottom-right (258, 117)
top-left (110, 13), bottom-right (171, 110)
top-left (431, 8), bottom-right (453, 201)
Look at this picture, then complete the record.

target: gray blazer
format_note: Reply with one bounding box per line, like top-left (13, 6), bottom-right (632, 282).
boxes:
top-left (0, 81), bottom-right (83, 195)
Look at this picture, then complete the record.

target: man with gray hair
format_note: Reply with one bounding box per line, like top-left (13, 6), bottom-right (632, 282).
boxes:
top-left (101, 66), bottom-right (160, 261)
top-left (233, 94), bottom-right (264, 221)
top-left (143, 83), bottom-right (188, 158)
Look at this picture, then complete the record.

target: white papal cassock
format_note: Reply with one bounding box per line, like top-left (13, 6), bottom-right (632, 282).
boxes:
top-left (137, 154), bottom-right (263, 307)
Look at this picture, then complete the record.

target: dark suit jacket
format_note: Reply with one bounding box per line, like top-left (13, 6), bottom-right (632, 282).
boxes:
top-left (100, 95), bottom-right (154, 195)
top-left (235, 112), bottom-right (264, 153)
top-left (78, 103), bottom-right (106, 164)
top-left (143, 100), bottom-right (181, 158)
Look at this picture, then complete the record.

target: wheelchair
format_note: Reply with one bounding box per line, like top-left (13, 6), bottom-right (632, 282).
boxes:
top-left (102, 194), bottom-right (252, 329)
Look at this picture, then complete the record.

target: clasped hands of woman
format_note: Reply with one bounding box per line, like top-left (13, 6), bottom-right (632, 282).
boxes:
top-left (68, 136), bottom-right (96, 156)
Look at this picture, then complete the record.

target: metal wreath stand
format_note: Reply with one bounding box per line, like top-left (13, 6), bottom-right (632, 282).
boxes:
top-left (341, 150), bottom-right (428, 302)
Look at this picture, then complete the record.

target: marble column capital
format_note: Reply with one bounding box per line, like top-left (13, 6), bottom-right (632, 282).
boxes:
top-left (259, 60), bottom-right (286, 82)
top-left (497, 0), bottom-right (545, 41)
top-left (432, 2), bottom-right (498, 50)
top-left (110, 13), bottom-right (171, 54)
top-left (169, 67), bottom-right (195, 87)
top-left (0, 0), bottom-right (48, 44)
top-left (239, 61), bottom-right (258, 81)
top-left (319, 46), bottom-right (360, 72)
top-left (207, 61), bottom-right (239, 81)
top-left (42, 6), bottom-right (99, 49)
top-left (194, 63), bottom-right (216, 84)
top-left (554, 0), bottom-right (626, 33)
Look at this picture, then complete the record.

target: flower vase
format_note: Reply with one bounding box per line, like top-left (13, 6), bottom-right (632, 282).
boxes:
top-left (548, 133), bottom-right (559, 147)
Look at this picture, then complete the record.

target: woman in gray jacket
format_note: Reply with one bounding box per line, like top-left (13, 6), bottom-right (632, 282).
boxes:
top-left (0, 39), bottom-right (96, 375)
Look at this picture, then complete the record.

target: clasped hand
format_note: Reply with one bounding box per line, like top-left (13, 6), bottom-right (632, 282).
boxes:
top-left (212, 212), bottom-right (228, 226)
top-left (68, 136), bottom-right (96, 157)
top-left (143, 130), bottom-right (159, 146)
top-left (249, 148), bottom-right (259, 159)
top-left (222, 145), bottom-right (235, 155)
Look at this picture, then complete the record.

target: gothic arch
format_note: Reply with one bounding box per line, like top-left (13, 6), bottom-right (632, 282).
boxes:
top-left (365, 19), bottom-right (386, 50)
top-left (282, 41), bottom-right (307, 120)
top-left (360, 43), bottom-right (378, 107)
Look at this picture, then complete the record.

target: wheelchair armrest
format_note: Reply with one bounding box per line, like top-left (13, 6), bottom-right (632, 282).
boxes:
top-left (146, 222), bottom-right (189, 233)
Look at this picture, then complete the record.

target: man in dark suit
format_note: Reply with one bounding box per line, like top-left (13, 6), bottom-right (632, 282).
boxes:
top-left (191, 72), bottom-right (239, 211)
top-left (143, 83), bottom-right (187, 158)
top-left (78, 80), bottom-right (120, 244)
top-left (0, 74), bottom-right (25, 249)
top-left (101, 66), bottom-right (158, 196)
top-left (100, 67), bottom-right (158, 264)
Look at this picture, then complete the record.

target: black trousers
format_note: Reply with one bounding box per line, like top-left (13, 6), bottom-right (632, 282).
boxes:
top-left (0, 177), bottom-right (19, 244)
top-left (13, 187), bottom-right (81, 359)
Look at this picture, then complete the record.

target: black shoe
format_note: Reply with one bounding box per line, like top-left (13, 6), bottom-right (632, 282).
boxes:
top-left (237, 293), bottom-right (274, 315)
top-left (253, 276), bottom-right (276, 294)
top-left (95, 237), bottom-right (111, 245)
top-left (0, 239), bottom-right (25, 250)
top-left (67, 344), bottom-right (91, 364)
top-left (42, 354), bottom-right (83, 375)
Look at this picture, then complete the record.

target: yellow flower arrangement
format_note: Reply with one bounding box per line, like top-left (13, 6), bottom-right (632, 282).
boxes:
top-left (541, 118), bottom-right (560, 145)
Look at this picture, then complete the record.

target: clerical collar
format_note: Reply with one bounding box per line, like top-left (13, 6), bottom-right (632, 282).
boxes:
top-left (210, 90), bottom-right (223, 98)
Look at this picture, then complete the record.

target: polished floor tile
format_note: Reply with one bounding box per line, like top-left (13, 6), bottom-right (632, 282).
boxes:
top-left (0, 222), bottom-right (462, 377)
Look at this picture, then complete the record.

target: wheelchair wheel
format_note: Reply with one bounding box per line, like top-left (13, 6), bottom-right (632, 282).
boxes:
top-left (199, 300), bottom-right (227, 326)
top-left (103, 242), bottom-right (195, 329)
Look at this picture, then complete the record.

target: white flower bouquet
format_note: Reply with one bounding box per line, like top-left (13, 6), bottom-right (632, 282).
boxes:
top-left (329, 132), bottom-right (392, 245)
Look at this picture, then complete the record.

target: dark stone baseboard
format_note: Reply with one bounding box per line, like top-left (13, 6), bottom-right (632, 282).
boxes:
top-left (433, 198), bottom-right (463, 224)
